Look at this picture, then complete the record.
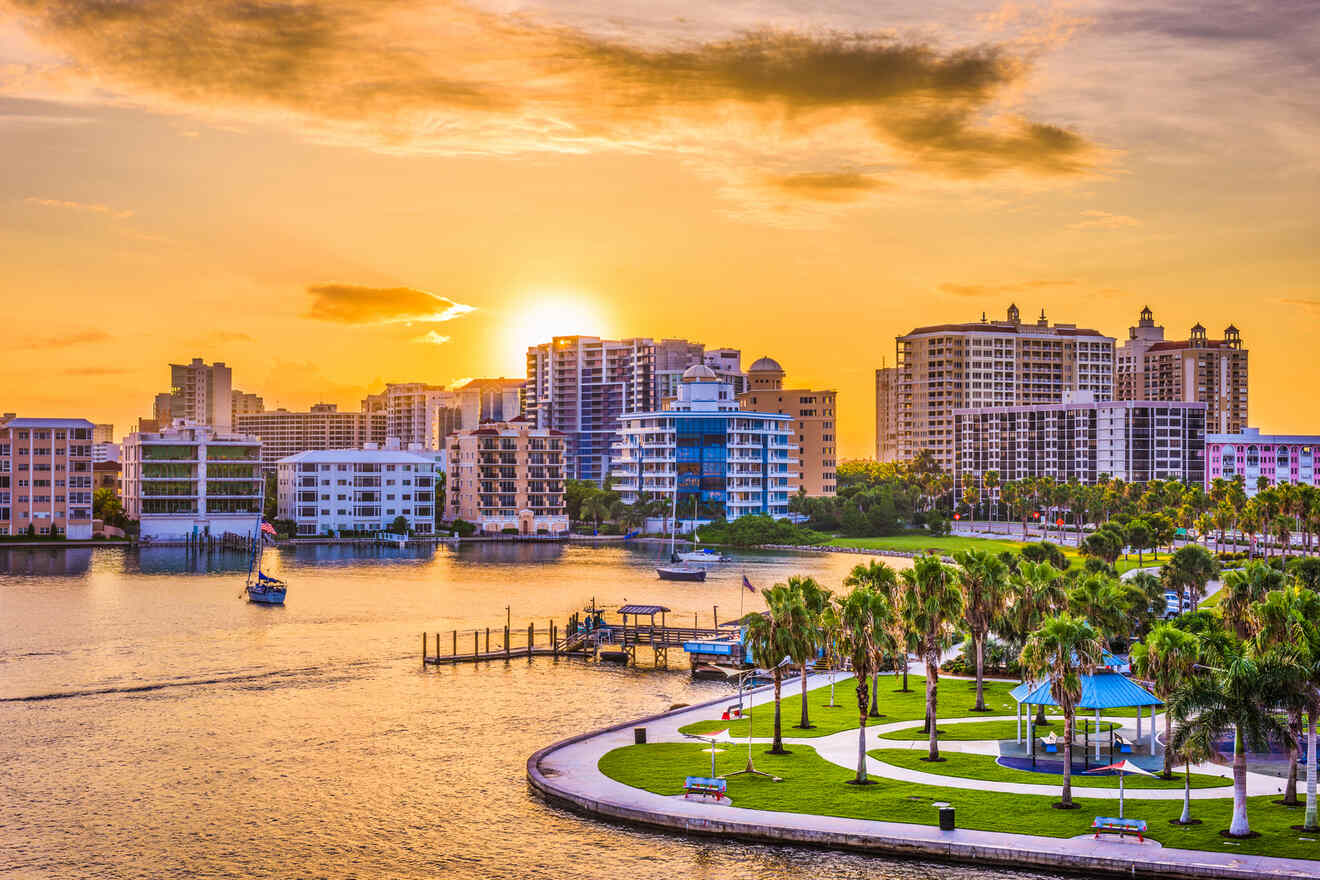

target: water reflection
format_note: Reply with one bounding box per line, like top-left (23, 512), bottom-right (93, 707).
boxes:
top-left (0, 546), bottom-right (92, 576)
top-left (0, 542), bottom-right (1055, 880)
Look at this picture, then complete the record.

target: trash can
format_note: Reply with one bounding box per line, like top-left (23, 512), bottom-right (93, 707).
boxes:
top-left (634, 727), bottom-right (647, 745)
top-left (938, 807), bottom-right (955, 831)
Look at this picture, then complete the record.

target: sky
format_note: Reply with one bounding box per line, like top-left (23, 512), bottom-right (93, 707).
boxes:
top-left (1, 0), bottom-right (1317, 457)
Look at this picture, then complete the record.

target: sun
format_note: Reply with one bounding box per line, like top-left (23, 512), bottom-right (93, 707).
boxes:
top-left (503, 292), bottom-right (613, 366)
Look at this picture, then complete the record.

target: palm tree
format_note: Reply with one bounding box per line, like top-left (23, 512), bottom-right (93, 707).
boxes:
top-left (743, 584), bottom-right (805, 755)
top-left (1273, 514), bottom-right (1294, 560)
top-left (1220, 562), bottom-right (1283, 641)
top-left (1131, 623), bottom-right (1201, 777)
top-left (1065, 572), bottom-right (1127, 645)
top-left (901, 554), bottom-right (964, 762)
top-left (1249, 585), bottom-right (1320, 807)
top-left (1239, 498), bottom-right (1263, 559)
top-left (1169, 647), bottom-right (1295, 837)
top-left (843, 559), bottom-right (900, 713)
top-left (1172, 725), bottom-right (1216, 826)
top-left (789, 576), bottom-right (831, 730)
top-left (834, 584), bottom-right (894, 784)
top-left (1000, 560), bottom-right (1066, 653)
top-left (1126, 518), bottom-right (1155, 567)
top-left (983, 469), bottom-right (1000, 528)
top-left (1020, 613), bottom-right (1105, 808)
top-left (952, 549), bottom-right (1010, 712)
top-left (819, 602), bottom-right (844, 708)
top-left (581, 493), bottom-right (611, 533)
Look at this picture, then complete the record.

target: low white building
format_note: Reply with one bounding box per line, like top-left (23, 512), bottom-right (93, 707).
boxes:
top-left (122, 422), bottom-right (263, 541)
top-left (277, 445), bottom-right (437, 537)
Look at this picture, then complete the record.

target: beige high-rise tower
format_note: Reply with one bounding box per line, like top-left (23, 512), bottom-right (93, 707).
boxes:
top-left (738, 357), bottom-right (836, 496)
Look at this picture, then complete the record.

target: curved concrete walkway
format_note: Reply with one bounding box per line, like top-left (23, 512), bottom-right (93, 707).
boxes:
top-left (528, 674), bottom-right (1320, 879)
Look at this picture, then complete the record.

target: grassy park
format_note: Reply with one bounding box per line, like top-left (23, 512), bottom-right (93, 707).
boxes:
top-left (597, 740), bottom-right (1317, 861)
top-left (825, 533), bottom-right (1171, 574)
top-left (866, 748), bottom-right (1229, 789)
top-left (874, 717), bottom-right (1118, 742)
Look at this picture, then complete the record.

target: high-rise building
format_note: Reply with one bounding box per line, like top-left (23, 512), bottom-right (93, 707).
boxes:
top-left (452, 378), bottom-right (524, 426)
top-left (153, 359), bottom-right (234, 431)
top-left (277, 443), bottom-right (437, 536)
top-left (1206, 429), bottom-right (1318, 496)
top-left (92, 424), bottom-right (114, 444)
top-left (231, 390), bottom-right (264, 422)
top-left (524, 336), bottom-right (656, 483)
top-left (1115, 306), bottom-right (1165, 401)
top-left (0, 416), bottom-right (94, 538)
top-left (361, 383), bottom-right (461, 450)
top-left (875, 366), bottom-right (899, 462)
top-left (738, 357), bottom-right (837, 496)
top-left (92, 441), bottom-right (120, 464)
top-left (652, 340), bottom-right (745, 403)
top-left (236, 405), bottom-right (388, 469)
top-left (611, 365), bottom-right (796, 522)
top-left (893, 304), bottom-right (1116, 472)
top-left (121, 422), bottom-right (263, 541)
top-left (444, 418), bottom-right (568, 535)
top-left (1143, 323), bottom-right (1247, 434)
top-left (953, 395), bottom-right (1206, 491)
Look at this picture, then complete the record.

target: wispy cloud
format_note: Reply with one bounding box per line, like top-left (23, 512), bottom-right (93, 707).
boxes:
top-left (16, 330), bottom-right (111, 349)
top-left (764, 171), bottom-right (889, 203)
top-left (1069, 209), bottom-right (1141, 229)
top-left (306, 283), bottom-right (476, 325)
top-left (61, 366), bottom-right (130, 376)
top-left (25, 196), bottom-right (133, 219)
top-left (1275, 297), bottom-right (1320, 313)
top-left (938, 279), bottom-right (1076, 297)
top-left (412, 330), bottom-right (451, 345)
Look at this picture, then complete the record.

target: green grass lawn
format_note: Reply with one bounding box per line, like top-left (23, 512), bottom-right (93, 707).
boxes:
top-left (598, 741), bottom-right (1318, 861)
top-left (823, 533), bottom-right (1170, 575)
top-left (876, 717), bottom-right (1118, 742)
top-left (677, 675), bottom-right (1023, 739)
top-left (867, 748), bottom-right (1228, 789)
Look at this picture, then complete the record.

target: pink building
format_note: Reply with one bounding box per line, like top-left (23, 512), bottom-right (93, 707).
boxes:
top-left (1205, 428), bottom-right (1318, 495)
top-left (0, 416), bottom-right (95, 538)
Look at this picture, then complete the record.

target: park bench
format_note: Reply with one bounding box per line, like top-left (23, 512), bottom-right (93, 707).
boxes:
top-left (683, 776), bottom-right (727, 801)
top-left (1042, 732), bottom-right (1059, 754)
top-left (1092, 816), bottom-right (1147, 842)
top-left (1114, 734), bottom-right (1133, 754)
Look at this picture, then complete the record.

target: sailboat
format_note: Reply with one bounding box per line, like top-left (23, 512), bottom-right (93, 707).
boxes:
top-left (674, 495), bottom-right (729, 562)
top-left (656, 485), bottom-right (706, 581)
top-left (244, 485), bottom-right (287, 605)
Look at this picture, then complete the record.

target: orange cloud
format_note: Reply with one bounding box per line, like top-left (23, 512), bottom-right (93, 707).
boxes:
top-left (305, 284), bottom-right (476, 325)
top-left (26, 196), bottom-right (133, 219)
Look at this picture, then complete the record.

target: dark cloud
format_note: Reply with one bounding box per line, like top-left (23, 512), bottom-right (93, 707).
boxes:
top-left (4, 2), bottom-right (1098, 190)
top-left (16, 330), bottom-right (111, 349)
top-left (765, 171), bottom-right (889, 202)
top-left (306, 283), bottom-right (476, 325)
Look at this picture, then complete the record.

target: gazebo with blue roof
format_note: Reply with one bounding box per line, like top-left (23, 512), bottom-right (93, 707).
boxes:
top-left (1011, 669), bottom-right (1163, 762)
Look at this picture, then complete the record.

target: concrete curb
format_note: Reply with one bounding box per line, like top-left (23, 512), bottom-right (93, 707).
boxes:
top-left (526, 697), bottom-right (1318, 880)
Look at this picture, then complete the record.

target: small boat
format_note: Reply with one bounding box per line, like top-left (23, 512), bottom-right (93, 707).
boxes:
top-left (676, 549), bottom-right (730, 562)
top-left (246, 570), bottom-right (287, 605)
top-left (599, 649), bottom-right (629, 664)
top-left (692, 663), bottom-right (734, 681)
top-left (657, 565), bottom-right (707, 582)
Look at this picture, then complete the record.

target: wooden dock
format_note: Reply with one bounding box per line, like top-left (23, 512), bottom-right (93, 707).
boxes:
top-left (422, 604), bottom-right (725, 669)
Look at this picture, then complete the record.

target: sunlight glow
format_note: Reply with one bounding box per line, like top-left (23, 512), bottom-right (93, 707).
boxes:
top-left (503, 292), bottom-right (613, 366)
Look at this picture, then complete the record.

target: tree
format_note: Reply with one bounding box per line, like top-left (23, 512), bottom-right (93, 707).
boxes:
top-left (1287, 556), bottom-right (1320, 592)
top-left (843, 559), bottom-right (900, 712)
top-left (1126, 518), bottom-right (1155, 567)
top-left (1020, 541), bottom-right (1068, 571)
top-left (1020, 613), bottom-right (1105, 808)
top-left (1220, 562), bottom-right (1283, 640)
top-left (901, 554), bottom-right (964, 762)
top-left (1162, 545), bottom-right (1220, 613)
top-left (789, 576), bottom-right (831, 730)
top-left (1131, 624), bottom-right (1201, 777)
top-left (1169, 647), bottom-right (1295, 837)
top-left (581, 493), bottom-right (612, 534)
top-left (743, 584), bottom-right (805, 755)
top-left (92, 487), bottom-right (124, 526)
top-left (1273, 514), bottom-right (1295, 560)
top-left (1000, 560), bottom-right (1066, 654)
top-left (1249, 585), bottom-right (1320, 807)
top-left (834, 584), bottom-right (894, 783)
top-left (389, 515), bottom-right (409, 535)
top-left (1081, 527), bottom-right (1123, 568)
top-left (1065, 572), bottom-right (1127, 645)
top-left (983, 469), bottom-right (1001, 526)
top-left (952, 549), bottom-right (1010, 712)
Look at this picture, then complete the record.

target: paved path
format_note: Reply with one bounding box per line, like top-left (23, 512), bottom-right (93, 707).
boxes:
top-left (528, 675), bottom-right (1320, 879)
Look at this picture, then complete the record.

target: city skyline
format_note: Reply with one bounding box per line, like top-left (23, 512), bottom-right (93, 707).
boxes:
top-left (3, 1), bottom-right (1317, 459)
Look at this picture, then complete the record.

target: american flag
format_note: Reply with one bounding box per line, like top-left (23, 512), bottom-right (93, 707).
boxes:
top-left (742, 574), bottom-right (756, 593)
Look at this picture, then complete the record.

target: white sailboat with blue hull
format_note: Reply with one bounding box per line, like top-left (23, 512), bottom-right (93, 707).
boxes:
top-left (244, 485), bottom-right (286, 605)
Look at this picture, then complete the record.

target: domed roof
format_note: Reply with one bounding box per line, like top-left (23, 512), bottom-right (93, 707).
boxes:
top-left (748, 356), bottom-right (783, 373)
top-left (681, 363), bottom-right (718, 381)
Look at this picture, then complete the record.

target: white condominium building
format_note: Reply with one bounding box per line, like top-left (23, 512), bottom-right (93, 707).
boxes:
top-left (277, 445), bottom-right (437, 536)
top-left (121, 422), bottom-right (263, 541)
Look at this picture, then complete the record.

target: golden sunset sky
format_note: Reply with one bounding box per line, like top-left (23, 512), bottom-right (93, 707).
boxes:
top-left (2, 0), bottom-right (1317, 457)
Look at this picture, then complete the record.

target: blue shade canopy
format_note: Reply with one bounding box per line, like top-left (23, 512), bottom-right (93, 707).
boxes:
top-left (1015, 671), bottom-right (1162, 710)
top-left (617, 604), bottom-right (670, 615)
